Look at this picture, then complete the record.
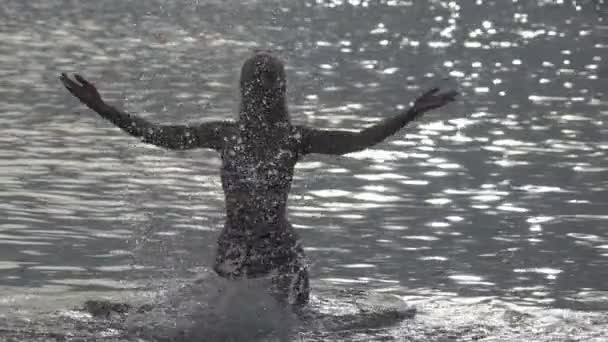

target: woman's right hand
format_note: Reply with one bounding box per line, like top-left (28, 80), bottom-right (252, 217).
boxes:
top-left (411, 87), bottom-right (458, 114)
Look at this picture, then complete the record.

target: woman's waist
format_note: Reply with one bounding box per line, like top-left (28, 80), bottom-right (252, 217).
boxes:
top-left (214, 231), bottom-right (304, 278)
top-left (225, 205), bottom-right (288, 225)
top-left (220, 220), bottom-right (294, 240)
top-left (224, 189), bottom-right (289, 206)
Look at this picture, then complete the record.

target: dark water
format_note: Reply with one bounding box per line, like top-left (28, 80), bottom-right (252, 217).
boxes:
top-left (1, 0), bottom-right (607, 341)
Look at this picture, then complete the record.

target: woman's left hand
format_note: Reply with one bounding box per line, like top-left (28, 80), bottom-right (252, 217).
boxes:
top-left (60, 73), bottom-right (104, 108)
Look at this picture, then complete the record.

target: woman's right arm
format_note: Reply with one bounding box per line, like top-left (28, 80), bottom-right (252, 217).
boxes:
top-left (297, 87), bottom-right (457, 155)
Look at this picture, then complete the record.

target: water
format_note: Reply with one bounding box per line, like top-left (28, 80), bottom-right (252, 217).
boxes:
top-left (1, 0), bottom-right (607, 340)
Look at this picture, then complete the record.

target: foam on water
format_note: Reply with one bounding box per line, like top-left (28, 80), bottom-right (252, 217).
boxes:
top-left (1, 273), bottom-right (606, 341)
top-left (126, 273), bottom-right (297, 341)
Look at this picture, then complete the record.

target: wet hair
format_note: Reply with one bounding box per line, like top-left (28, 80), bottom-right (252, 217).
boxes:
top-left (238, 52), bottom-right (289, 125)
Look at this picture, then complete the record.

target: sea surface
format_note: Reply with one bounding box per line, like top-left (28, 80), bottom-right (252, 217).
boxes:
top-left (1, 0), bottom-right (607, 341)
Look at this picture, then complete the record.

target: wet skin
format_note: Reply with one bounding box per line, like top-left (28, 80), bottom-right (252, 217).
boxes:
top-left (60, 52), bottom-right (457, 305)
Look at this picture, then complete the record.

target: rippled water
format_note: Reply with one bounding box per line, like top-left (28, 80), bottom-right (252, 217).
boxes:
top-left (1, 0), bottom-right (607, 341)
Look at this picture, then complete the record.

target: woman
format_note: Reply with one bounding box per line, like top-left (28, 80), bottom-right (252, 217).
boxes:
top-left (60, 51), bottom-right (457, 306)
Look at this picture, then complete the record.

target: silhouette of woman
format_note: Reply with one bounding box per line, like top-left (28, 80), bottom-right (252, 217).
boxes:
top-left (60, 51), bottom-right (457, 306)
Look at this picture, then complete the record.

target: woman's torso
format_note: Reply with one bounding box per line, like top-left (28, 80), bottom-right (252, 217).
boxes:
top-left (219, 123), bottom-right (301, 233)
top-left (214, 123), bottom-right (304, 277)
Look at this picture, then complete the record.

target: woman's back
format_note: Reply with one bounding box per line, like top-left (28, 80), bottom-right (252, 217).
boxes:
top-left (214, 123), bottom-right (310, 305)
top-left (220, 123), bottom-right (300, 230)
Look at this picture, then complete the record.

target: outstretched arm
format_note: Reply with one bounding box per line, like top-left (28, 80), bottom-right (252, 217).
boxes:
top-left (60, 73), bottom-right (230, 150)
top-left (298, 88), bottom-right (457, 155)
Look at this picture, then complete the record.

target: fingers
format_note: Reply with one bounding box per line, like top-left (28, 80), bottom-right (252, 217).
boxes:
top-left (59, 73), bottom-right (92, 89)
top-left (426, 88), bottom-right (459, 103)
top-left (59, 73), bottom-right (83, 99)
top-left (421, 87), bottom-right (458, 99)
top-left (444, 90), bottom-right (459, 98)
top-left (59, 73), bottom-right (100, 104)
top-left (414, 88), bottom-right (458, 106)
top-left (441, 90), bottom-right (459, 102)
top-left (430, 90), bottom-right (458, 108)
top-left (412, 88), bottom-right (459, 112)
top-left (421, 87), bottom-right (440, 98)
top-left (59, 73), bottom-right (77, 90)
top-left (74, 74), bottom-right (90, 86)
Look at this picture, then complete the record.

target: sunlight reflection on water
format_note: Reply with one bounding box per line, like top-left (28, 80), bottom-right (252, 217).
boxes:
top-left (0, 0), bottom-right (607, 340)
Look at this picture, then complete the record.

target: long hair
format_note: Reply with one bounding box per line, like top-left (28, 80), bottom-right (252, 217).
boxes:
top-left (238, 52), bottom-right (289, 128)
